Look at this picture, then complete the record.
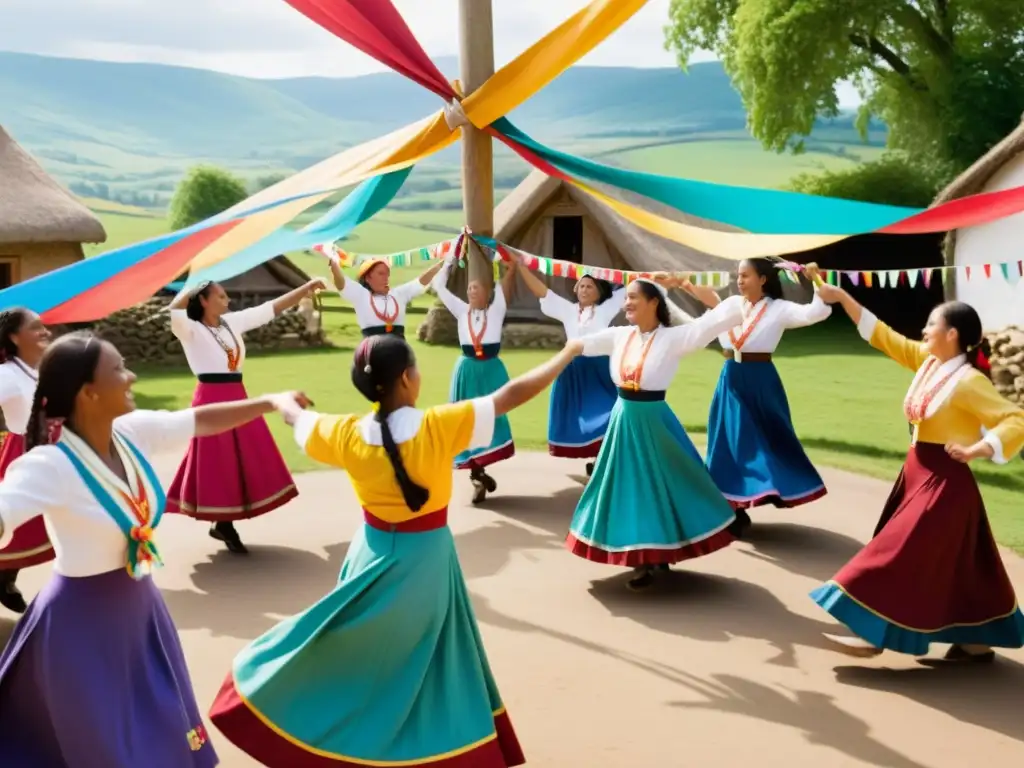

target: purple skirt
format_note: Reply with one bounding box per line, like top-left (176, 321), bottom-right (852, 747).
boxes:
top-left (0, 568), bottom-right (218, 767)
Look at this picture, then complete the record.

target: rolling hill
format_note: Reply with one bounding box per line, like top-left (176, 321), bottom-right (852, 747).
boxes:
top-left (0, 51), bottom-right (885, 209)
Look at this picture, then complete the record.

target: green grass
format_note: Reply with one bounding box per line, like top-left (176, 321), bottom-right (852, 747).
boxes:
top-left (130, 314), bottom-right (1024, 553)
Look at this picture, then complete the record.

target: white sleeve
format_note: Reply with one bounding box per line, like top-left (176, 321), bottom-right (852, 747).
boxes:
top-left (490, 281), bottom-right (507, 318)
top-left (594, 287), bottom-right (627, 326)
top-left (169, 309), bottom-right (195, 342)
top-left (393, 278), bottom-right (427, 304)
top-left (293, 409), bottom-right (321, 452)
top-left (663, 295), bottom-right (745, 356)
top-left (113, 409), bottom-right (197, 458)
top-left (224, 301), bottom-right (276, 335)
top-left (468, 397), bottom-right (496, 451)
top-left (537, 290), bottom-right (576, 326)
top-left (857, 308), bottom-right (879, 341)
top-left (778, 292), bottom-right (833, 329)
top-left (0, 450), bottom-right (64, 549)
top-left (582, 326), bottom-right (621, 357)
top-left (340, 277), bottom-right (369, 304)
top-left (431, 263), bottom-right (469, 318)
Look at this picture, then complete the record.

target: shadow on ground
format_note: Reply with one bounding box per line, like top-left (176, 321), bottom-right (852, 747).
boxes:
top-left (740, 521), bottom-right (865, 582)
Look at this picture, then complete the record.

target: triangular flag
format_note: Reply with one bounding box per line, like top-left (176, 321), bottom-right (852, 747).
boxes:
top-left (907, 269), bottom-right (919, 288)
top-left (964, 265), bottom-right (972, 281)
top-left (877, 271), bottom-right (888, 288)
top-left (887, 270), bottom-right (899, 287)
top-left (1018, 260), bottom-right (1023, 277)
top-left (922, 268), bottom-right (932, 288)
top-left (939, 268), bottom-right (947, 285)
top-left (1000, 263), bottom-right (1011, 282)
top-left (983, 264), bottom-right (992, 279)
top-left (864, 272), bottom-right (874, 288)
top-left (849, 272), bottom-right (860, 287)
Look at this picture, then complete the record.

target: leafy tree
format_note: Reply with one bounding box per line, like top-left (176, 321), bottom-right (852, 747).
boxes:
top-left (665, 0), bottom-right (1024, 174)
top-left (252, 173), bottom-right (288, 193)
top-left (169, 165), bottom-right (249, 230)
top-left (786, 151), bottom-right (947, 207)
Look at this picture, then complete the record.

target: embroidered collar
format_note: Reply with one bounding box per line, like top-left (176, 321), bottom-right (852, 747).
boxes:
top-left (906, 353), bottom-right (971, 424)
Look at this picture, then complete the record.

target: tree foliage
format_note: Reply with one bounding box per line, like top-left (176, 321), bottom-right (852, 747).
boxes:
top-left (786, 151), bottom-right (947, 207)
top-left (169, 165), bottom-right (249, 230)
top-left (665, 0), bottom-right (1024, 174)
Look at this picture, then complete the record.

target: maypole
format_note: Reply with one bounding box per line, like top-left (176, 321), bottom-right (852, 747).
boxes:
top-left (458, 0), bottom-right (496, 290)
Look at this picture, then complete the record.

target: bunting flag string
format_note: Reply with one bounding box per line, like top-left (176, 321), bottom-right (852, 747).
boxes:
top-left (794, 260), bottom-right (1024, 289)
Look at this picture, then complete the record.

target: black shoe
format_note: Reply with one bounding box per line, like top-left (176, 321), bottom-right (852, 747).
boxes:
top-left (917, 645), bottom-right (996, 666)
top-left (0, 573), bottom-right (27, 614)
top-left (728, 509), bottom-right (752, 539)
top-left (209, 522), bottom-right (248, 555)
top-left (626, 568), bottom-right (656, 591)
top-left (585, 462), bottom-right (595, 477)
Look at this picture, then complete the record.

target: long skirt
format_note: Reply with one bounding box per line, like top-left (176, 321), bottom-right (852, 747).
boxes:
top-left (705, 360), bottom-right (826, 510)
top-left (166, 376), bottom-right (297, 521)
top-left (548, 355), bottom-right (617, 459)
top-left (566, 392), bottom-right (736, 567)
top-left (811, 442), bottom-right (1024, 655)
top-left (0, 432), bottom-right (55, 570)
top-left (450, 349), bottom-right (514, 470)
top-left (209, 509), bottom-right (525, 767)
top-left (0, 568), bottom-right (218, 767)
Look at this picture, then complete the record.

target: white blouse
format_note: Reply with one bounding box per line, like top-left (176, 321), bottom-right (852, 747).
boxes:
top-left (170, 302), bottom-right (276, 376)
top-left (0, 359), bottom-right (38, 434)
top-left (0, 409), bottom-right (196, 577)
top-left (340, 277), bottom-right (425, 330)
top-left (538, 288), bottom-right (626, 340)
top-left (717, 293), bottom-right (832, 353)
top-left (432, 263), bottom-right (507, 347)
top-left (583, 297), bottom-right (745, 391)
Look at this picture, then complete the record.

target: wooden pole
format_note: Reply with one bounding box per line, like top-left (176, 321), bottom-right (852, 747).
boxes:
top-left (458, 0), bottom-right (495, 289)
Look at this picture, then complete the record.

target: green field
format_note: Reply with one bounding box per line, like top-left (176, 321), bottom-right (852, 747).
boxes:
top-left (130, 304), bottom-right (1024, 554)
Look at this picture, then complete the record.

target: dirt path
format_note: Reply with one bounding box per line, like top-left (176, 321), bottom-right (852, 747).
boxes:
top-left (5, 454), bottom-right (1023, 766)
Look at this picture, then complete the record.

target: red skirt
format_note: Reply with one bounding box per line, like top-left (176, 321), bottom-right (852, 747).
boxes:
top-left (165, 378), bottom-right (298, 521)
top-left (0, 433), bottom-right (55, 570)
top-left (813, 442), bottom-right (1024, 653)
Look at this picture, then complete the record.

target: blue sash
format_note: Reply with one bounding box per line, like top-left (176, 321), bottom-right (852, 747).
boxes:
top-left (57, 433), bottom-right (166, 579)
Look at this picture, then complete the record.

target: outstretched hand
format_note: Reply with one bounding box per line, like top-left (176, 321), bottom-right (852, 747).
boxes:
top-left (816, 283), bottom-right (844, 304)
top-left (679, 278), bottom-right (719, 307)
top-left (305, 277), bottom-right (329, 295)
top-left (267, 391), bottom-right (314, 425)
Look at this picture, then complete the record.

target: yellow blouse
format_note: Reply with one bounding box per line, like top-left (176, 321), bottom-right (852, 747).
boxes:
top-left (293, 398), bottom-right (495, 523)
top-left (859, 310), bottom-right (1024, 461)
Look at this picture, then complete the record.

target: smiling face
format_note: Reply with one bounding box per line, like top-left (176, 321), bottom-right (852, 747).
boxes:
top-left (364, 262), bottom-right (391, 294)
top-left (200, 282), bottom-right (231, 320)
top-left (575, 277), bottom-right (599, 307)
top-left (467, 279), bottom-right (489, 310)
top-left (9, 310), bottom-right (51, 360)
top-left (735, 260), bottom-right (766, 302)
top-left (77, 341), bottom-right (138, 421)
top-left (921, 306), bottom-right (959, 359)
top-left (624, 281), bottom-right (659, 327)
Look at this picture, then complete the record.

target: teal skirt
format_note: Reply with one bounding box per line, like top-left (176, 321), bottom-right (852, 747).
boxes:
top-left (210, 510), bottom-right (525, 767)
top-left (450, 346), bottom-right (514, 470)
top-left (567, 393), bottom-right (736, 567)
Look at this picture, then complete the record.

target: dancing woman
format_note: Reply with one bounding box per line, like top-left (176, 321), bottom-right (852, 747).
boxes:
top-left (567, 276), bottom-right (744, 590)
top-left (432, 251), bottom-right (518, 503)
top-left (0, 308), bottom-right (54, 613)
top-left (0, 330), bottom-right (308, 766)
top-left (811, 286), bottom-right (1024, 661)
top-left (327, 253), bottom-right (445, 338)
top-left (165, 278), bottom-right (323, 554)
top-left (516, 262), bottom-right (625, 473)
top-left (688, 258), bottom-right (832, 536)
top-left (210, 334), bottom-right (584, 767)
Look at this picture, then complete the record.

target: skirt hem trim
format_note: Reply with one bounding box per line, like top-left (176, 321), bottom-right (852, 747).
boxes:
top-left (565, 526), bottom-right (735, 567)
top-left (726, 485), bottom-right (827, 510)
top-left (455, 441), bottom-right (515, 471)
top-left (166, 485), bottom-right (299, 521)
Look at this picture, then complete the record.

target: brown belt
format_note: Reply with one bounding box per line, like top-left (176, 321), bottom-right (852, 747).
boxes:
top-left (722, 350), bottom-right (773, 362)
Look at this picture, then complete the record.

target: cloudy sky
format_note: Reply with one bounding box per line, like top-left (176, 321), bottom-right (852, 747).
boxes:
top-left (2, 0), bottom-right (858, 103)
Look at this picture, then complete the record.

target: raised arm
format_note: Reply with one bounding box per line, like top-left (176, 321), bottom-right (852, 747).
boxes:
top-left (778, 290), bottom-right (833, 329)
top-left (662, 295), bottom-right (745, 356)
top-left (271, 279), bottom-right (326, 316)
top-left (817, 285), bottom-right (927, 372)
top-left (417, 260), bottom-right (445, 287)
top-left (594, 287), bottom-right (627, 325)
top-left (516, 258), bottom-right (551, 299)
top-left (430, 259), bottom-right (468, 318)
top-left (491, 341), bottom-right (583, 417)
top-left (500, 259), bottom-right (518, 305)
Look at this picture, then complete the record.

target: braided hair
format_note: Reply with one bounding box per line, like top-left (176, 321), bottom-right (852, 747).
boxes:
top-left (0, 307), bottom-right (30, 363)
top-left (351, 336), bottom-right (429, 512)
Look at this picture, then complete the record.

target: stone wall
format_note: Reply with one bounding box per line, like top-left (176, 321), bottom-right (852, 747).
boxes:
top-left (78, 295), bottom-right (328, 367)
top-left (988, 326), bottom-right (1024, 406)
top-left (417, 302), bottom-right (567, 350)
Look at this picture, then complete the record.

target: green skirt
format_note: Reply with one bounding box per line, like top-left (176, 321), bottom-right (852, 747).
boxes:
top-left (450, 346), bottom-right (514, 470)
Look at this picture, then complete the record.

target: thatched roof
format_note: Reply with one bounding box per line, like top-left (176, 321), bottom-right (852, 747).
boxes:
top-left (933, 117), bottom-right (1024, 205)
top-left (0, 126), bottom-right (107, 245)
top-left (495, 170), bottom-right (741, 277)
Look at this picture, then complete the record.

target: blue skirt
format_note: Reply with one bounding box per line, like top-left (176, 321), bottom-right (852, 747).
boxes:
top-left (210, 510), bottom-right (525, 767)
top-left (450, 347), bottom-right (514, 470)
top-left (567, 393), bottom-right (736, 567)
top-left (548, 355), bottom-right (617, 458)
top-left (0, 569), bottom-right (217, 767)
top-left (705, 360), bottom-right (826, 509)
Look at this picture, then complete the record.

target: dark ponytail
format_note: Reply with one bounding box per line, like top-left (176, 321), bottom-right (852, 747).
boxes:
top-left (633, 279), bottom-right (672, 326)
top-left (940, 301), bottom-right (991, 380)
top-left (23, 331), bottom-right (104, 451)
top-left (351, 336), bottom-right (429, 512)
top-left (0, 308), bottom-right (30, 362)
top-left (186, 282), bottom-right (215, 322)
top-left (742, 258), bottom-right (784, 300)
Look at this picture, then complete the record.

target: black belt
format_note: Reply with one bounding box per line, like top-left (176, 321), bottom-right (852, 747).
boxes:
top-left (618, 388), bottom-right (666, 402)
top-left (722, 350), bottom-right (773, 362)
top-left (362, 325), bottom-right (406, 338)
top-left (198, 373), bottom-right (243, 384)
top-left (460, 343), bottom-right (501, 360)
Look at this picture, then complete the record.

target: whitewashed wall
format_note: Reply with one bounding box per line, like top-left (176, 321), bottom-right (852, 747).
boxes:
top-left (953, 153), bottom-right (1024, 330)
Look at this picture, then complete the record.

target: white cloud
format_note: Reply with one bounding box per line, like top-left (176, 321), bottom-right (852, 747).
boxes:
top-left (1, 0), bottom-right (859, 103)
